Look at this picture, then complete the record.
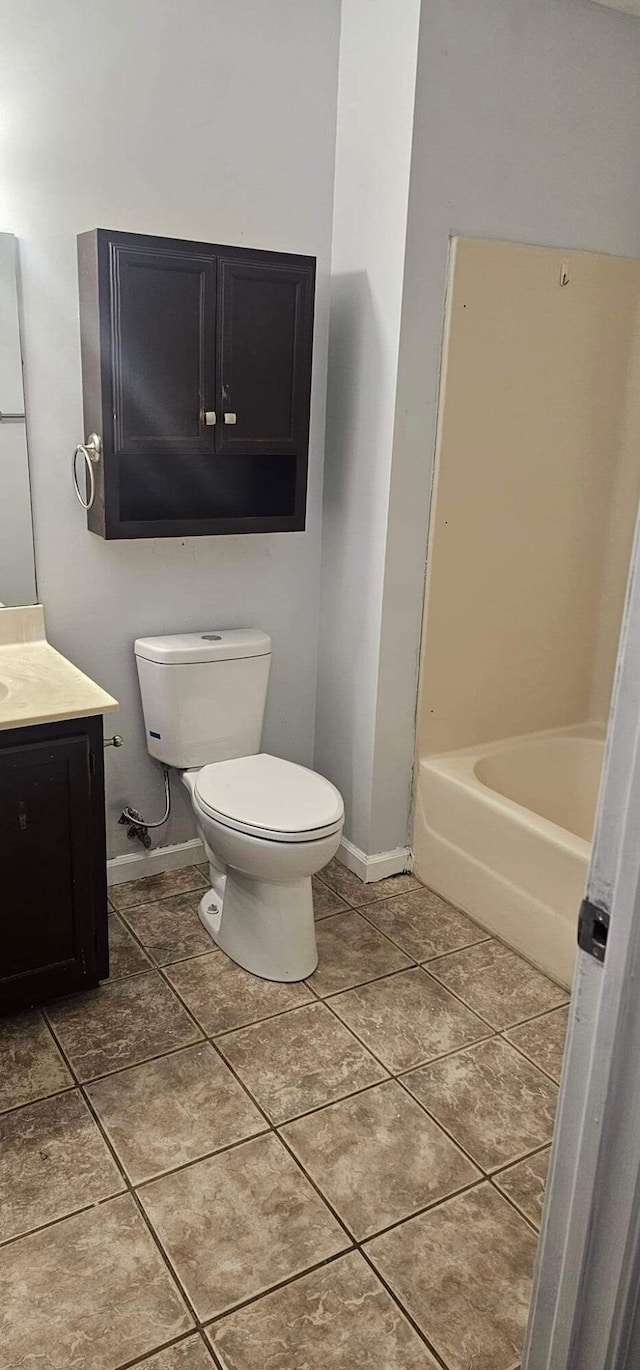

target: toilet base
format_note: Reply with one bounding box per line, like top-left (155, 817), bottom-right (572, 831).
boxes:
top-left (198, 871), bottom-right (318, 982)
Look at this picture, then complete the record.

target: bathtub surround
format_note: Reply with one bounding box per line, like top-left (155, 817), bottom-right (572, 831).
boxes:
top-left (0, 857), bottom-right (566, 1367)
top-left (417, 238), bottom-right (640, 759)
top-left (412, 236), bottom-right (640, 982)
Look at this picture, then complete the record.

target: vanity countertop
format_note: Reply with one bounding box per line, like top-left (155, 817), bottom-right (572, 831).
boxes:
top-left (0, 605), bottom-right (118, 730)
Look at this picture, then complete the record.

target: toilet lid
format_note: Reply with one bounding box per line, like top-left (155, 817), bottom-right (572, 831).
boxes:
top-left (194, 753), bottom-right (345, 842)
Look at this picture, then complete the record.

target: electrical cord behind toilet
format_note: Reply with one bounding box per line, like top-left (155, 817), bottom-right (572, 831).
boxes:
top-left (119, 768), bottom-right (171, 849)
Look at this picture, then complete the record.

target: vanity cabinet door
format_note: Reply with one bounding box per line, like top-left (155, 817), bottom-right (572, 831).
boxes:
top-left (0, 720), bottom-right (107, 1013)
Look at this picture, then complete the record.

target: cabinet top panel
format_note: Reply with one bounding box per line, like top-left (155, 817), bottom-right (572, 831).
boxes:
top-left (78, 227), bottom-right (316, 274)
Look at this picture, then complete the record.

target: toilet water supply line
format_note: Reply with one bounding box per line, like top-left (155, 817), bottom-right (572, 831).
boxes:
top-left (118, 767), bottom-right (172, 849)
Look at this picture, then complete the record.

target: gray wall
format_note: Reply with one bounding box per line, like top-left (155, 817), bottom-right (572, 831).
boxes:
top-left (320, 0), bottom-right (640, 859)
top-left (314, 0), bottom-right (421, 855)
top-left (0, 0), bottom-right (340, 857)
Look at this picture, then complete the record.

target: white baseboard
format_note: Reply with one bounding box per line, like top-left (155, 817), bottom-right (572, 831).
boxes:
top-left (108, 833), bottom-right (410, 889)
top-left (337, 837), bottom-right (413, 884)
top-left (107, 837), bottom-right (206, 886)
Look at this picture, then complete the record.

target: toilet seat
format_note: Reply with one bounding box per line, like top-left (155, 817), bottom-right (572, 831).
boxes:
top-left (194, 753), bottom-right (344, 843)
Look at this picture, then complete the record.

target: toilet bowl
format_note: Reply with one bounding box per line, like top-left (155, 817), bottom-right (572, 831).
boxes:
top-left (182, 754), bottom-right (343, 980)
top-left (134, 630), bottom-right (345, 982)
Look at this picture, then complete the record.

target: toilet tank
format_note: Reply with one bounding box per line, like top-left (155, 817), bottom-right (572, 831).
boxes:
top-left (134, 629), bottom-right (271, 768)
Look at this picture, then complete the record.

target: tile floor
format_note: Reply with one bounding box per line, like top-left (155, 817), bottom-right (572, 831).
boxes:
top-left (0, 858), bottom-right (569, 1370)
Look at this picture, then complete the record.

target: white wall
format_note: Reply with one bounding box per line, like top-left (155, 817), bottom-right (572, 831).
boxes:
top-left (0, 234), bottom-right (37, 608)
top-left (314, 0), bottom-right (421, 854)
top-left (337, 0), bottom-right (640, 857)
top-left (0, 0), bottom-right (340, 856)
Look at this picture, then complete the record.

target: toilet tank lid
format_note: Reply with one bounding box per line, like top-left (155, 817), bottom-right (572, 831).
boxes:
top-left (134, 629), bottom-right (271, 665)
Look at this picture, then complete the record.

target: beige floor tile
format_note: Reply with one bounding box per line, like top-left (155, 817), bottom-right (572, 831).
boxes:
top-left (403, 1037), bottom-right (558, 1172)
top-left (136, 1337), bottom-right (215, 1368)
top-left (109, 865), bottom-right (208, 912)
top-left (0, 1193), bottom-right (192, 1369)
top-left (366, 1183), bottom-right (537, 1370)
top-left (46, 971), bottom-right (202, 1082)
top-left (208, 1250), bottom-right (439, 1369)
top-left (317, 858), bottom-right (421, 907)
top-left (0, 1010), bottom-right (72, 1115)
top-left (307, 910), bottom-right (412, 997)
top-left (107, 911), bottom-right (151, 980)
top-left (139, 1132), bottom-right (349, 1321)
top-left (218, 1000), bottom-right (387, 1123)
top-left (166, 951), bottom-right (313, 1035)
top-left (312, 875), bottom-right (350, 919)
top-left (0, 1089), bottom-right (124, 1244)
top-left (330, 968), bottom-right (489, 1073)
top-left (281, 1079), bottom-right (479, 1239)
top-left (505, 1006), bottom-right (569, 1081)
top-left (87, 1042), bottom-right (265, 1184)
top-left (121, 893), bottom-right (213, 966)
top-left (428, 939), bottom-right (568, 1029)
top-left (363, 887), bottom-right (489, 962)
top-left (494, 1147), bottom-right (550, 1229)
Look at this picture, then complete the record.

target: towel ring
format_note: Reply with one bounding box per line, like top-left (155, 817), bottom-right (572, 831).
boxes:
top-left (72, 433), bottom-right (102, 511)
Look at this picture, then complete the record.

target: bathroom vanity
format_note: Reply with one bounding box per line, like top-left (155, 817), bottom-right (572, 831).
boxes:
top-left (0, 607), bottom-right (118, 1013)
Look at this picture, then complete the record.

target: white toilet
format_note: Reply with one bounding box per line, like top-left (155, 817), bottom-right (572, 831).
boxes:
top-left (134, 630), bottom-right (344, 981)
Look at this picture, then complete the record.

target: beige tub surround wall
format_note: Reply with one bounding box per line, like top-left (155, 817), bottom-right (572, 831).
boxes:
top-left (417, 237), bottom-right (640, 763)
top-left (590, 304), bottom-right (640, 721)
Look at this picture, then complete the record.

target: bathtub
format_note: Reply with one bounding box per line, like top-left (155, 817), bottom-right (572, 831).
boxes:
top-left (412, 724), bottom-right (605, 988)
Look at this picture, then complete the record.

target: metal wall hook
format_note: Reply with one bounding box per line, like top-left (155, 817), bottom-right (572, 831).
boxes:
top-left (72, 432), bottom-right (102, 510)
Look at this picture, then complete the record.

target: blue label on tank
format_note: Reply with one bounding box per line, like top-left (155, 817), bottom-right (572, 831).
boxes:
top-left (149, 730), bottom-right (161, 739)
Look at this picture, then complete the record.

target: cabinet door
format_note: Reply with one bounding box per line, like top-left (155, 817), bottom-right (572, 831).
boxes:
top-left (216, 256), bottom-right (314, 455)
top-left (0, 735), bottom-right (97, 1010)
top-left (111, 243), bottom-right (217, 458)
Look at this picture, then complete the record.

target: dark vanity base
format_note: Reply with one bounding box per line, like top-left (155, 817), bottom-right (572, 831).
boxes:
top-left (0, 714), bottom-right (109, 1014)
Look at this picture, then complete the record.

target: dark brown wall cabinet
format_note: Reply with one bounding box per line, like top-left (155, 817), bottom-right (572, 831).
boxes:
top-left (0, 716), bottom-right (109, 1014)
top-left (77, 229), bottom-right (316, 538)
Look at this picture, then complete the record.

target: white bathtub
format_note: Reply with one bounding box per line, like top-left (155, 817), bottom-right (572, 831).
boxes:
top-left (412, 724), bottom-right (605, 988)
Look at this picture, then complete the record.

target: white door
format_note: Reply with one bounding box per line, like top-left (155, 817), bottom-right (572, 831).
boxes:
top-left (524, 511), bottom-right (640, 1369)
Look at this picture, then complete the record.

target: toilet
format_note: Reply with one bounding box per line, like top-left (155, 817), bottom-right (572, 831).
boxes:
top-left (134, 630), bottom-right (344, 981)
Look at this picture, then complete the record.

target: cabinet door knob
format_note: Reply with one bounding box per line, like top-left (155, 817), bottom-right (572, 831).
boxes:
top-left (204, 411), bottom-right (216, 426)
top-left (224, 412), bottom-right (237, 425)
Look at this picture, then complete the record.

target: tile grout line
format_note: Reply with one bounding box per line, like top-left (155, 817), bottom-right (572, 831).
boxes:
top-left (315, 867), bottom-right (569, 998)
top-left (28, 982), bottom-right (550, 1254)
top-left (357, 1243), bottom-right (452, 1370)
top-left (115, 870), bottom-right (568, 1034)
top-left (21, 880), bottom-right (558, 1211)
top-left (354, 900), bottom-right (491, 961)
top-left (40, 1003), bottom-right (205, 1340)
top-left (5, 864), bottom-right (561, 1369)
top-left (31, 906), bottom-right (486, 1368)
top-left (112, 1329), bottom-right (219, 1370)
top-left (500, 1031), bottom-right (563, 1085)
top-left (118, 862), bottom-right (561, 1355)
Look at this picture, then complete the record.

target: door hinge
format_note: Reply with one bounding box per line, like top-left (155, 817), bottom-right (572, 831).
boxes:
top-left (578, 898), bottom-right (610, 964)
